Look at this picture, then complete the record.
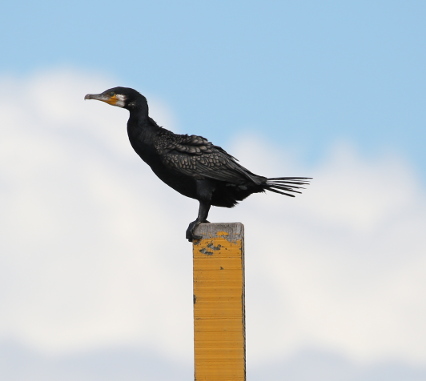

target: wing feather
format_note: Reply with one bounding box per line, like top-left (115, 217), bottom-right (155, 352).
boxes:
top-left (154, 132), bottom-right (261, 184)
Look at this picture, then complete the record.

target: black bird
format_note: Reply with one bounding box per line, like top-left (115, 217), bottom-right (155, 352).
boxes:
top-left (85, 87), bottom-right (310, 241)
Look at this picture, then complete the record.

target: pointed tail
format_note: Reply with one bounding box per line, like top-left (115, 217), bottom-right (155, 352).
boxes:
top-left (265, 177), bottom-right (311, 197)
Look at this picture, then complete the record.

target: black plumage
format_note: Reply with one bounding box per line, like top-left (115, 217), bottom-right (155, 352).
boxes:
top-left (85, 87), bottom-right (310, 241)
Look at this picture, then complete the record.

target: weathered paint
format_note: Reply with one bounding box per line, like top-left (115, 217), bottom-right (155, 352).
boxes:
top-left (192, 223), bottom-right (245, 381)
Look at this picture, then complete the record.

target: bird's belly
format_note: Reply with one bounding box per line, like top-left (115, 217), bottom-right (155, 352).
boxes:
top-left (151, 165), bottom-right (199, 200)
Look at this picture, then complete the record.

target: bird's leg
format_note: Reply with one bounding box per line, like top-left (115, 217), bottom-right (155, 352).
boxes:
top-left (187, 179), bottom-right (213, 242)
top-left (186, 200), bottom-right (211, 242)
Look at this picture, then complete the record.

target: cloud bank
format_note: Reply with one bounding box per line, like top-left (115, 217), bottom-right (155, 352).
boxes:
top-left (0, 69), bottom-right (425, 379)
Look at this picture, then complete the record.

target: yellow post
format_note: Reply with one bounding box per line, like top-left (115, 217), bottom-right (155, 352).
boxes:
top-left (192, 223), bottom-right (245, 381)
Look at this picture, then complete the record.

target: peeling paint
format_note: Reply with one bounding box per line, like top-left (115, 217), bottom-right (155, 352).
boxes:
top-left (207, 242), bottom-right (222, 250)
top-left (199, 242), bottom-right (223, 255)
top-left (199, 248), bottom-right (213, 255)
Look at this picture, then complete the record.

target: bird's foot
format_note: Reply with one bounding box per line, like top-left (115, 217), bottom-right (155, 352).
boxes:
top-left (186, 220), bottom-right (202, 242)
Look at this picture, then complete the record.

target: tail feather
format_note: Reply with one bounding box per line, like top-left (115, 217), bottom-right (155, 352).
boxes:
top-left (265, 177), bottom-right (311, 197)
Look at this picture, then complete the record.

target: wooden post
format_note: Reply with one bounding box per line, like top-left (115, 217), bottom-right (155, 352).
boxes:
top-left (192, 223), bottom-right (245, 381)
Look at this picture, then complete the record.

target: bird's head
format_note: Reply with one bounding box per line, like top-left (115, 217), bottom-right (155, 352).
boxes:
top-left (84, 87), bottom-right (147, 111)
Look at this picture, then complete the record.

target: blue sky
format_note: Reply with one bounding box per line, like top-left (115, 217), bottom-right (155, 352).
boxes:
top-left (1, 2), bottom-right (426, 381)
top-left (2, 1), bottom-right (426, 176)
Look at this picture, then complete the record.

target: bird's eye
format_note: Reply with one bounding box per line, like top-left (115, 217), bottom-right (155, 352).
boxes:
top-left (109, 91), bottom-right (116, 97)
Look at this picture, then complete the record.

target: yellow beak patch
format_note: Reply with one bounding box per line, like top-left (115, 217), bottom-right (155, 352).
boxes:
top-left (105, 94), bottom-right (118, 105)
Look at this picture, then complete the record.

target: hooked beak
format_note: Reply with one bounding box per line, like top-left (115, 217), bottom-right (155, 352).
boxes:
top-left (84, 93), bottom-right (114, 103)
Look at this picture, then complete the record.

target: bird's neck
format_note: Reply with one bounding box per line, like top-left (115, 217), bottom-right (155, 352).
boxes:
top-left (127, 99), bottom-right (149, 121)
top-left (127, 112), bottom-right (160, 167)
top-left (128, 108), bottom-right (148, 126)
top-left (127, 109), bottom-right (159, 145)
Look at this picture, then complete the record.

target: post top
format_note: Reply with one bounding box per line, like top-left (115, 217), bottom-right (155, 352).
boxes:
top-left (193, 222), bottom-right (244, 242)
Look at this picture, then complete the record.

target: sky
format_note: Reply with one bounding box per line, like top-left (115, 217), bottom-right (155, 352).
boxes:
top-left (1, 1), bottom-right (426, 380)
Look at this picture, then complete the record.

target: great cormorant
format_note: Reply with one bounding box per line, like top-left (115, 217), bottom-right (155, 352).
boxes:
top-left (85, 87), bottom-right (310, 242)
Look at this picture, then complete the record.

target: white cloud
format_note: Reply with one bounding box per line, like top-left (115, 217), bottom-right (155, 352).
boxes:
top-left (227, 136), bottom-right (426, 365)
top-left (0, 69), bottom-right (425, 372)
